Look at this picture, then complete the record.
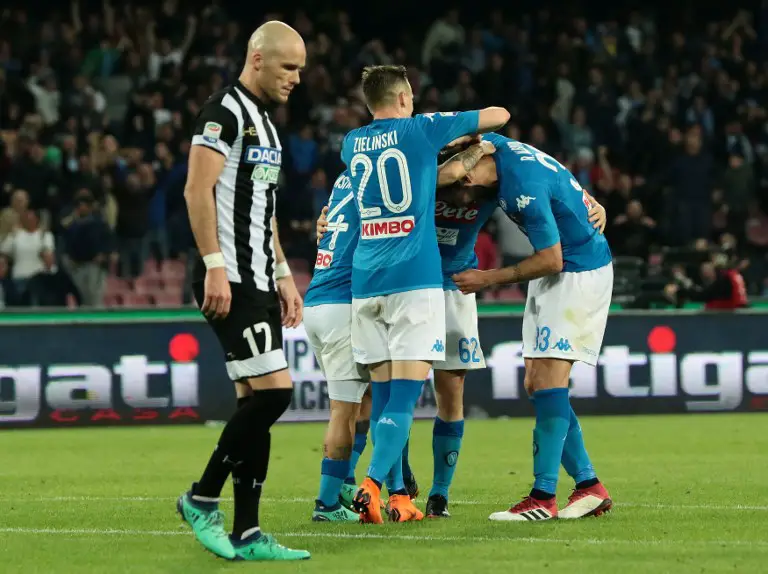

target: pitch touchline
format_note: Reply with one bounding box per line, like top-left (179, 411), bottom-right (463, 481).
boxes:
top-left (0, 527), bottom-right (766, 548)
top-left (3, 496), bottom-right (767, 512)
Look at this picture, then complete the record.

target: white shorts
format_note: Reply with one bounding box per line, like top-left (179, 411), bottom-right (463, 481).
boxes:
top-left (522, 263), bottom-right (613, 366)
top-left (303, 304), bottom-right (369, 403)
top-left (433, 290), bottom-right (485, 371)
top-left (351, 288), bottom-right (446, 364)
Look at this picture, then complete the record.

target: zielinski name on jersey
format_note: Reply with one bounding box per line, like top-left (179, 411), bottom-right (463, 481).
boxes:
top-left (360, 216), bottom-right (415, 239)
top-left (245, 145), bottom-right (282, 184)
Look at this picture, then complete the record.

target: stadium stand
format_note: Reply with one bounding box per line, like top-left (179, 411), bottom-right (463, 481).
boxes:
top-left (0, 1), bottom-right (766, 309)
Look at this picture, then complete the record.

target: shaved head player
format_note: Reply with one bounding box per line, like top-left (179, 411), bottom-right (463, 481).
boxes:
top-left (176, 21), bottom-right (310, 561)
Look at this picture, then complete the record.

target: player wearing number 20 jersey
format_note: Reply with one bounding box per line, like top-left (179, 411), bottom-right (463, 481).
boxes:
top-left (340, 111), bottom-right (480, 365)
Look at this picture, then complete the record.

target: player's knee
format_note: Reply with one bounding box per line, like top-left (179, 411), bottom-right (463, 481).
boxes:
top-left (242, 387), bottom-right (293, 431)
top-left (435, 373), bottom-right (465, 421)
top-left (526, 358), bottom-right (572, 393)
top-left (329, 399), bottom-right (358, 422)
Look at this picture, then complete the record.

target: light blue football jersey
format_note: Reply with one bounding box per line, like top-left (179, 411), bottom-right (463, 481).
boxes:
top-left (340, 111), bottom-right (480, 298)
top-left (436, 198), bottom-right (498, 290)
top-left (483, 133), bottom-right (612, 272)
top-left (304, 171), bottom-right (358, 307)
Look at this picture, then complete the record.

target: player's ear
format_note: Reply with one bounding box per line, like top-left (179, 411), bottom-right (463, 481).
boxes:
top-left (251, 50), bottom-right (263, 72)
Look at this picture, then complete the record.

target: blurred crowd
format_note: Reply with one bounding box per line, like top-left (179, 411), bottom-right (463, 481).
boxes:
top-left (0, 1), bottom-right (767, 308)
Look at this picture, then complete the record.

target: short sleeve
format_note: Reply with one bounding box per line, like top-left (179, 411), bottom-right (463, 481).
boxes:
top-left (42, 231), bottom-right (55, 252)
top-left (191, 101), bottom-right (239, 158)
top-left (416, 111), bottom-right (480, 152)
top-left (518, 186), bottom-right (560, 251)
top-left (340, 132), bottom-right (354, 166)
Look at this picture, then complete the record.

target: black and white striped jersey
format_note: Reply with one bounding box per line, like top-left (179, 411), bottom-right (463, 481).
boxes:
top-left (190, 80), bottom-right (282, 296)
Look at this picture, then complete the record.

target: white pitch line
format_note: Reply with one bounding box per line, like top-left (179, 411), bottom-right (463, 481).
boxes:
top-left (0, 527), bottom-right (767, 549)
top-left (4, 496), bottom-right (767, 512)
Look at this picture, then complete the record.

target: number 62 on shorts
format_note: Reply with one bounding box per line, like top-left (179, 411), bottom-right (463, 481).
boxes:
top-left (458, 337), bottom-right (481, 364)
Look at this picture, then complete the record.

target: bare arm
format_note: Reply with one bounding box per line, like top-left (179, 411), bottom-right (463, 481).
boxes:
top-left (452, 244), bottom-right (563, 294)
top-left (184, 146), bottom-right (225, 256)
top-left (271, 216), bottom-right (303, 327)
top-left (437, 141), bottom-right (493, 187)
top-left (476, 106), bottom-right (511, 133)
top-left (486, 243), bottom-right (564, 285)
top-left (272, 216), bottom-right (286, 264)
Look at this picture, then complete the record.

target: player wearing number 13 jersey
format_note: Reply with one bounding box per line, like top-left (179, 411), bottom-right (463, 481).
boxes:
top-left (450, 133), bottom-right (613, 523)
top-left (340, 65), bottom-right (509, 524)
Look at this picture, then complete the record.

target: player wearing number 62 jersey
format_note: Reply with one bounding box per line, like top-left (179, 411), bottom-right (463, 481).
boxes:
top-left (340, 65), bottom-right (510, 524)
top-left (451, 133), bottom-right (614, 523)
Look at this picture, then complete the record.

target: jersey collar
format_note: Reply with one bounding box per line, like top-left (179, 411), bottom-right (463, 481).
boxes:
top-left (235, 80), bottom-right (274, 110)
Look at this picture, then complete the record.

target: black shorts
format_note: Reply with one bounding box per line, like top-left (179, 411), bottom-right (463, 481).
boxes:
top-left (193, 282), bottom-right (287, 381)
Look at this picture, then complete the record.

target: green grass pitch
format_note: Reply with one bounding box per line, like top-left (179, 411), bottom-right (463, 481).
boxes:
top-left (1, 414), bottom-right (767, 573)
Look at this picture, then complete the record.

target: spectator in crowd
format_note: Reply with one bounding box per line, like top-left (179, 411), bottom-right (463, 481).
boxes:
top-left (114, 170), bottom-right (151, 278)
top-left (0, 209), bottom-right (55, 305)
top-left (0, 188), bottom-right (29, 239)
top-left (658, 127), bottom-right (714, 245)
top-left (6, 140), bottom-right (58, 212)
top-left (667, 254), bottom-right (748, 310)
top-left (611, 200), bottom-right (657, 260)
top-left (61, 191), bottom-right (113, 306)
top-left (0, 254), bottom-right (18, 308)
top-left (0, 1), bottom-right (765, 309)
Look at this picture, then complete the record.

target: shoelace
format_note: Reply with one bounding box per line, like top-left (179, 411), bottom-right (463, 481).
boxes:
top-left (510, 496), bottom-right (538, 512)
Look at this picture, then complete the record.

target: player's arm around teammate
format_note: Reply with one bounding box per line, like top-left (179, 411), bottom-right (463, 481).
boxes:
top-left (453, 145), bottom-right (613, 521)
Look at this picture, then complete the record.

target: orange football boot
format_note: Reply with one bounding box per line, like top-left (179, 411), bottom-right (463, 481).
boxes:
top-left (386, 494), bottom-right (424, 523)
top-left (353, 478), bottom-right (384, 524)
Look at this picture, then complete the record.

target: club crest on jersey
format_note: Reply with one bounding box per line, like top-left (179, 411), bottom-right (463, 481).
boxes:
top-left (202, 122), bottom-right (222, 144)
top-left (360, 216), bottom-right (415, 239)
top-left (436, 227), bottom-right (459, 246)
top-left (245, 146), bottom-right (282, 184)
top-left (315, 249), bottom-right (333, 269)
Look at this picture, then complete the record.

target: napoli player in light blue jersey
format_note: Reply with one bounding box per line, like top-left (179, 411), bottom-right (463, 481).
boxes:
top-left (340, 65), bottom-right (509, 524)
top-left (312, 140), bottom-right (505, 521)
top-left (452, 133), bottom-right (614, 522)
top-left (303, 170), bottom-right (366, 523)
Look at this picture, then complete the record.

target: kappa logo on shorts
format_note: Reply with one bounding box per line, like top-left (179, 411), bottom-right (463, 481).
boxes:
top-left (432, 339), bottom-right (445, 353)
top-left (553, 338), bottom-right (573, 352)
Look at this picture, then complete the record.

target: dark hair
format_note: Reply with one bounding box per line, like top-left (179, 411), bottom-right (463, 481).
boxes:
top-left (361, 65), bottom-right (409, 110)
